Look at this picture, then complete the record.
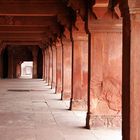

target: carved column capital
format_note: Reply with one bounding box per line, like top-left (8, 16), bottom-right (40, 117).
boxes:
top-left (55, 38), bottom-right (62, 48)
top-left (128, 0), bottom-right (140, 10)
top-left (91, 0), bottom-right (121, 19)
top-left (57, 14), bottom-right (72, 30)
top-left (120, 0), bottom-right (140, 22)
top-left (68, 0), bottom-right (86, 20)
top-left (72, 13), bottom-right (88, 41)
top-left (88, 0), bottom-right (122, 33)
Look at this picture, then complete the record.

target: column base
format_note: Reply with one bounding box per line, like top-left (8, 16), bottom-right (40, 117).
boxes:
top-left (51, 82), bottom-right (56, 89)
top-left (70, 99), bottom-right (87, 111)
top-left (48, 80), bottom-right (52, 87)
top-left (61, 91), bottom-right (71, 100)
top-left (86, 112), bottom-right (121, 129)
top-left (56, 86), bottom-right (62, 94)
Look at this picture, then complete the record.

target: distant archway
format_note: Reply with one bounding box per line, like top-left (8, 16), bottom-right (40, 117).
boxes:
top-left (21, 61), bottom-right (33, 79)
top-left (1, 45), bottom-right (43, 79)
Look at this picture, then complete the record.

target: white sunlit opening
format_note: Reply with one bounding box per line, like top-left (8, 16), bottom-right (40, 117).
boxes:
top-left (21, 61), bottom-right (33, 79)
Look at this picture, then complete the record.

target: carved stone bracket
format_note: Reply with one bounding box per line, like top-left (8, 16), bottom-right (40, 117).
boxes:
top-left (88, 0), bottom-right (122, 33)
top-left (91, 0), bottom-right (121, 19)
top-left (0, 16), bottom-right (15, 25)
top-left (68, 0), bottom-right (86, 20)
top-left (62, 27), bottom-right (71, 41)
top-left (72, 12), bottom-right (88, 41)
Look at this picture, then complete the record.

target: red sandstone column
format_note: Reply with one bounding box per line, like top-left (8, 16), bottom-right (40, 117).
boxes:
top-left (32, 47), bottom-right (38, 79)
top-left (42, 49), bottom-right (45, 80)
top-left (46, 47), bottom-right (50, 85)
top-left (16, 62), bottom-right (21, 78)
top-left (48, 46), bottom-right (53, 86)
top-left (0, 49), bottom-right (3, 78)
top-left (52, 45), bottom-right (57, 89)
top-left (56, 39), bottom-right (63, 94)
top-left (86, 2), bottom-right (122, 128)
top-left (61, 28), bottom-right (72, 100)
top-left (8, 48), bottom-right (14, 78)
top-left (120, 1), bottom-right (140, 140)
top-left (13, 58), bottom-right (17, 78)
top-left (44, 48), bottom-right (48, 81)
top-left (70, 14), bottom-right (88, 110)
top-left (42, 48), bottom-right (47, 81)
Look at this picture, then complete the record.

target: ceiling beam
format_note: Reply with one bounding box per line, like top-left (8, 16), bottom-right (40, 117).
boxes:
top-left (0, 1), bottom-right (69, 16)
top-left (0, 26), bottom-right (50, 31)
top-left (0, 16), bottom-right (57, 26)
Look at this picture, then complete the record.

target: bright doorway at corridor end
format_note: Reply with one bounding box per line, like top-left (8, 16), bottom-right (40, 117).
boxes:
top-left (21, 61), bottom-right (33, 79)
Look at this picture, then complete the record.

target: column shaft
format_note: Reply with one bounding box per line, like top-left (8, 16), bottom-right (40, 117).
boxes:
top-left (86, 5), bottom-right (122, 128)
top-left (70, 15), bottom-right (88, 110)
top-left (52, 45), bottom-right (56, 89)
top-left (56, 41), bottom-right (63, 94)
top-left (61, 36), bottom-right (72, 100)
top-left (8, 49), bottom-right (14, 78)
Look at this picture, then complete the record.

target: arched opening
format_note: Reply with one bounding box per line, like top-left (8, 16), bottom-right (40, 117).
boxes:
top-left (21, 61), bottom-right (33, 79)
top-left (1, 45), bottom-right (43, 79)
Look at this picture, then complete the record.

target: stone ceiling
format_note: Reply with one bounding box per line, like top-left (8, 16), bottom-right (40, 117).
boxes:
top-left (0, 0), bottom-right (121, 50)
top-left (0, 0), bottom-right (77, 49)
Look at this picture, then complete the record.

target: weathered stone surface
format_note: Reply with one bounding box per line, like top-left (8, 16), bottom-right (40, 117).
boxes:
top-left (32, 47), bottom-right (38, 79)
top-left (70, 14), bottom-right (88, 111)
top-left (88, 32), bottom-right (122, 128)
top-left (61, 28), bottom-right (72, 100)
top-left (52, 45), bottom-right (56, 89)
top-left (56, 40), bottom-right (62, 94)
top-left (89, 115), bottom-right (121, 128)
top-left (121, 3), bottom-right (140, 139)
top-left (0, 79), bottom-right (105, 140)
top-left (48, 46), bottom-right (53, 86)
top-left (86, 0), bottom-right (122, 128)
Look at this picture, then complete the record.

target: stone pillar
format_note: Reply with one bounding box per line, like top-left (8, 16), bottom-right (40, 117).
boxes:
top-left (0, 49), bottom-right (3, 78)
top-left (44, 48), bottom-right (48, 81)
top-left (46, 47), bottom-right (50, 85)
top-left (42, 49), bottom-right (46, 80)
top-left (70, 14), bottom-right (88, 110)
top-left (52, 45), bottom-right (57, 89)
top-left (120, 1), bottom-right (140, 140)
top-left (13, 58), bottom-right (17, 78)
top-left (61, 28), bottom-right (72, 100)
top-left (8, 48), bottom-right (14, 78)
top-left (56, 39), bottom-right (63, 94)
top-left (32, 47), bottom-right (38, 79)
top-left (42, 48), bottom-right (47, 81)
top-left (48, 46), bottom-right (53, 86)
top-left (16, 61), bottom-right (21, 78)
top-left (86, 2), bottom-right (122, 128)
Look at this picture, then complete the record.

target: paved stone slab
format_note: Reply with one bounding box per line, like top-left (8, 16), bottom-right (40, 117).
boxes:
top-left (0, 79), bottom-right (121, 140)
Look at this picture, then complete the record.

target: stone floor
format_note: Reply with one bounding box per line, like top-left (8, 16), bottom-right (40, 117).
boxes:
top-left (0, 79), bottom-right (122, 140)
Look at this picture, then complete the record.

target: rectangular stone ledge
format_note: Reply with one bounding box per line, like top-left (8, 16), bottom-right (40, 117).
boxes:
top-left (70, 99), bottom-right (87, 111)
top-left (86, 114), bottom-right (122, 129)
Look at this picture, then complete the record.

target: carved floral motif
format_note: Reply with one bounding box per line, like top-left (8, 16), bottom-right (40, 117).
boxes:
top-left (0, 16), bottom-right (15, 25)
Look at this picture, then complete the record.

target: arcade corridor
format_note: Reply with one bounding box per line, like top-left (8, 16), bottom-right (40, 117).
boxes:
top-left (0, 0), bottom-right (139, 140)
